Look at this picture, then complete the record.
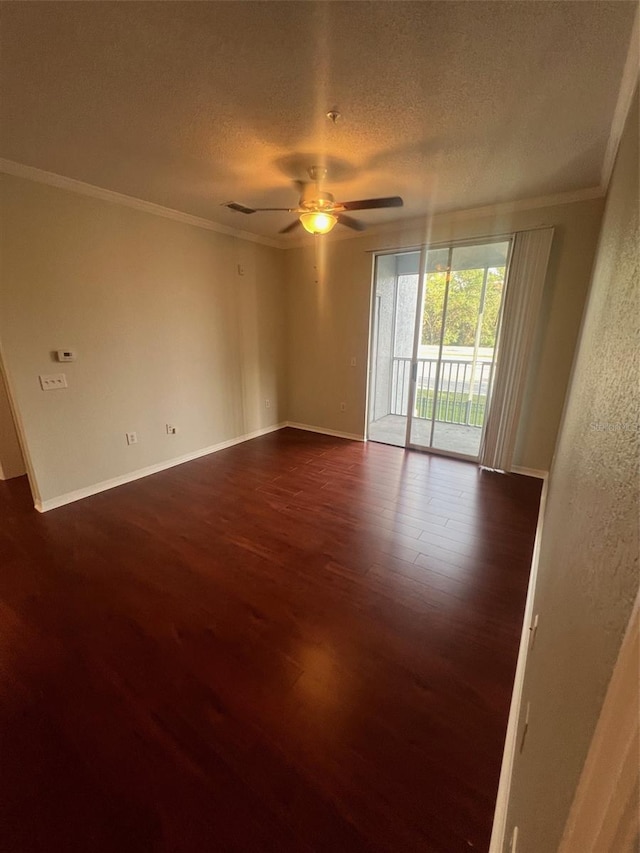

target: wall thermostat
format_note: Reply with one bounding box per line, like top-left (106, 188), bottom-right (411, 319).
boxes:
top-left (56, 350), bottom-right (77, 362)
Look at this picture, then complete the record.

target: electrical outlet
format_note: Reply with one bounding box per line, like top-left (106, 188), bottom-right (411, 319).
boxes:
top-left (350, 357), bottom-right (357, 367)
top-left (126, 432), bottom-right (138, 446)
top-left (340, 402), bottom-right (346, 412)
top-left (166, 424), bottom-right (177, 435)
top-left (39, 373), bottom-right (67, 390)
top-left (265, 399), bottom-right (271, 409)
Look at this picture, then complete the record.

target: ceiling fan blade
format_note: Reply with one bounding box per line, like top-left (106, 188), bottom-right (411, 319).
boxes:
top-left (224, 202), bottom-right (294, 214)
top-left (223, 202), bottom-right (256, 214)
top-left (340, 196), bottom-right (404, 211)
top-left (279, 219), bottom-right (302, 234)
top-left (337, 214), bottom-right (366, 232)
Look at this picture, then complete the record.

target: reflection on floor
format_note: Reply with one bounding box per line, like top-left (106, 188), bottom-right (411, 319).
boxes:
top-left (0, 428), bottom-right (542, 852)
top-left (368, 414), bottom-right (483, 457)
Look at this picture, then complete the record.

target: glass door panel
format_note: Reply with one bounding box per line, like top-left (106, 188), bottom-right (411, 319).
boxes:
top-left (407, 247), bottom-right (448, 449)
top-left (420, 241), bottom-right (510, 457)
top-left (367, 251), bottom-right (420, 447)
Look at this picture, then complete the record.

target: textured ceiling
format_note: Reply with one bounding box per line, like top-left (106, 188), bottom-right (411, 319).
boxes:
top-left (0, 1), bottom-right (635, 238)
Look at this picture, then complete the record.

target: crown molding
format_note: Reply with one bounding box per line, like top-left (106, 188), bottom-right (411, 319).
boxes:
top-left (0, 158), bottom-right (282, 249)
top-left (283, 185), bottom-right (606, 249)
top-left (601, 6), bottom-right (639, 191)
top-left (0, 157), bottom-right (606, 254)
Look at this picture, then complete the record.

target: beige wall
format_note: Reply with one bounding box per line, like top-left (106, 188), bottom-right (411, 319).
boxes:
top-left (503, 94), bottom-right (639, 851)
top-left (0, 174), bottom-right (287, 505)
top-left (0, 173), bottom-right (605, 502)
top-left (0, 361), bottom-right (25, 479)
top-left (285, 197), bottom-right (604, 471)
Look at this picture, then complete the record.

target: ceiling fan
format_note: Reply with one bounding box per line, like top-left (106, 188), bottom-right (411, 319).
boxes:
top-left (223, 166), bottom-right (403, 235)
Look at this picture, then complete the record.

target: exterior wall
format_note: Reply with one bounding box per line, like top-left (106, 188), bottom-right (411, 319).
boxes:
top-left (370, 254), bottom-right (396, 423)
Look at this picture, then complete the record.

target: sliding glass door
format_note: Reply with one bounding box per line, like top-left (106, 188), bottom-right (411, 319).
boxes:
top-left (367, 251), bottom-right (420, 447)
top-left (367, 239), bottom-right (511, 460)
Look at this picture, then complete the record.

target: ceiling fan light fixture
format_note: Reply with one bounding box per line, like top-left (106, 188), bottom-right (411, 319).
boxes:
top-left (299, 211), bottom-right (337, 235)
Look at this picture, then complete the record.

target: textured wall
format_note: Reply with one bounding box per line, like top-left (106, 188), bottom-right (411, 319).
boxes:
top-left (504, 93), bottom-right (639, 851)
top-left (286, 197), bottom-right (604, 470)
top-left (0, 174), bottom-right (287, 504)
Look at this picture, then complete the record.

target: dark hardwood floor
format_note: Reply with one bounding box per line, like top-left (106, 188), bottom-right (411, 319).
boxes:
top-left (0, 428), bottom-right (541, 853)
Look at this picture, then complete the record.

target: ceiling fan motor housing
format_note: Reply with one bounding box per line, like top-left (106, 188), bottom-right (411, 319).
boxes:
top-left (300, 186), bottom-right (339, 212)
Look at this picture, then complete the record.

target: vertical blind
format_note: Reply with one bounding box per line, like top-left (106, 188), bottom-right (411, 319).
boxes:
top-left (480, 227), bottom-right (554, 472)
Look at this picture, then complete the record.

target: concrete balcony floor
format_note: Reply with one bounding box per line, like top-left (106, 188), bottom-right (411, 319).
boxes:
top-left (367, 414), bottom-right (483, 458)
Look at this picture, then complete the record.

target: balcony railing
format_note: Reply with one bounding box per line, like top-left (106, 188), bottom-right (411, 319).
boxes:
top-left (391, 357), bottom-right (492, 427)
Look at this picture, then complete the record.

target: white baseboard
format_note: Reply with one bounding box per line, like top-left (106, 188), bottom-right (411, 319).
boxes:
top-left (35, 422), bottom-right (288, 512)
top-left (32, 420), bottom-right (546, 514)
top-left (511, 465), bottom-right (548, 480)
top-left (34, 421), bottom-right (366, 512)
top-left (489, 476), bottom-right (549, 851)
top-left (285, 421), bottom-right (365, 442)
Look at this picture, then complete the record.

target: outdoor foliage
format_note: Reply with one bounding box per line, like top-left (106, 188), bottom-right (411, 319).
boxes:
top-left (421, 268), bottom-right (505, 347)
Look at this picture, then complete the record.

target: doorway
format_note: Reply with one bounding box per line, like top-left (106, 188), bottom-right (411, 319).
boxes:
top-left (367, 239), bottom-right (511, 460)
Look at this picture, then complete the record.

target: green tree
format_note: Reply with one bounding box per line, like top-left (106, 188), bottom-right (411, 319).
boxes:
top-left (421, 268), bottom-right (505, 348)
top-left (421, 271), bottom-right (445, 345)
top-left (480, 270), bottom-right (504, 347)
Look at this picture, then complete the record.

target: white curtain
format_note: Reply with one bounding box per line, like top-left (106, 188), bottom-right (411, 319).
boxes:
top-left (480, 227), bottom-right (554, 472)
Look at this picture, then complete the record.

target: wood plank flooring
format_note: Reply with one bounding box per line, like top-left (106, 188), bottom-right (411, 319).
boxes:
top-left (0, 428), bottom-right (542, 853)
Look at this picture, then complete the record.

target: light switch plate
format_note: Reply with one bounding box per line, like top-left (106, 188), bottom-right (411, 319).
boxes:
top-left (39, 373), bottom-right (67, 390)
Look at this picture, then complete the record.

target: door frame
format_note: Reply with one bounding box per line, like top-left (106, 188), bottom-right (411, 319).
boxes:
top-left (366, 233), bottom-right (515, 461)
